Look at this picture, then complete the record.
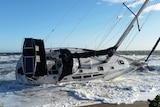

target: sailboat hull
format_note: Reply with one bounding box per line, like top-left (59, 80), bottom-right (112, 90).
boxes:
top-left (16, 51), bottom-right (138, 85)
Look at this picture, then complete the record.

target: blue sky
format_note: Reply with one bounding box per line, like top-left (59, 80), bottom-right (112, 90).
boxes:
top-left (0, 0), bottom-right (160, 52)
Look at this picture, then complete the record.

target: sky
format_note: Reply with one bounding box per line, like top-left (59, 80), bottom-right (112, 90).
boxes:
top-left (0, 0), bottom-right (160, 52)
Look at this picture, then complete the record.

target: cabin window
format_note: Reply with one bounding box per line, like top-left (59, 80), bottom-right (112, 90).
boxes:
top-left (72, 76), bottom-right (82, 79)
top-left (84, 75), bottom-right (91, 78)
top-left (93, 74), bottom-right (104, 77)
top-left (118, 60), bottom-right (124, 65)
top-left (98, 66), bottom-right (104, 71)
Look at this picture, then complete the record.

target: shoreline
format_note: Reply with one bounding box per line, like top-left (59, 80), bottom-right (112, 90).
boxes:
top-left (81, 101), bottom-right (149, 107)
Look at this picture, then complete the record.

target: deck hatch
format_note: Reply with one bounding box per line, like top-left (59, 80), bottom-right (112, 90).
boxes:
top-left (97, 66), bottom-right (104, 71)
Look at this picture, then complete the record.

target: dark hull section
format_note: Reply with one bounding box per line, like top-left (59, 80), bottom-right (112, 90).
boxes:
top-left (22, 38), bottom-right (47, 77)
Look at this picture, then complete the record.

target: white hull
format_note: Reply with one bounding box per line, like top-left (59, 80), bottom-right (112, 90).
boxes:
top-left (16, 52), bottom-right (139, 85)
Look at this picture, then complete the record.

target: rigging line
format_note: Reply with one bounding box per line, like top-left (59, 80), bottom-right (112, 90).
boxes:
top-left (144, 0), bottom-right (160, 24)
top-left (100, 5), bottom-right (125, 36)
top-left (118, 5), bottom-right (140, 50)
top-left (141, 0), bottom-right (160, 29)
top-left (44, 0), bottom-right (79, 42)
top-left (100, 6), bottom-right (130, 50)
top-left (124, 11), bottom-right (151, 50)
top-left (118, 0), bottom-right (160, 50)
top-left (102, 10), bottom-right (132, 48)
top-left (59, 0), bottom-right (99, 47)
top-left (123, 17), bottom-right (146, 50)
top-left (97, 7), bottom-right (128, 50)
top-left (95, 5), bottom-right (125, 50)
top-left (122, 24), bottom-right (137, 50)
top-left (100, 20), bottom-right (123, 49)
top-left (124, 0), bottom-right (160, 50)
top-left (124, 29), bottom-right (140, 50)
top-left (79, 17), bottom-right (115, 49)
top-left (96, 19), bottom-right (121, 49)
top-left (101, 17), bottom-right (131, 49)
top-left (123, 24), bottom-right (142, 50)
top-left (72, 2), bottom-right (124, 50)
top-left (121, 18), bottom-right (139, 49)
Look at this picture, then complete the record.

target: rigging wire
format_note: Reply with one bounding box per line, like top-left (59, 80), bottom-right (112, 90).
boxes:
top-left (100, 10), bottom-right (131, 49)
top-left (59, 0), bottom-right (99, 47)
top-left (43, 0), bottom-right (79, 42)
top-left (95, 5), bottom-right (125, 50)
top-left (123, 0), bottom-right (159, 50)
top-left (97, 4), bottom-right (133, 50)
top-left (122, 25), bottom-right (137, 50)
top-left (98, 19), bottom-right (122, 49)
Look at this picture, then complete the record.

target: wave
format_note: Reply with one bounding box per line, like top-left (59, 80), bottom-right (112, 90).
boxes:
top-left (0, 54), bottom-right (20, 62)
top-left (0, 60), bottom-right (18, 65)
top-left (0, 69), bottom-right (14, 75)
top-left (0, 52), bottom-right (21, 56)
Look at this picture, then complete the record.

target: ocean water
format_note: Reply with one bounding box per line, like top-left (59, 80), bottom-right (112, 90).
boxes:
top-left (0, 54), bottom-right (20, 80)
top-left (0, 53), bottom-right (160, 107)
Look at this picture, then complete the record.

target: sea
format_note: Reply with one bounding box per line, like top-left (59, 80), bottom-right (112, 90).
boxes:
top-left (0, 51), bottom-right (160, 107)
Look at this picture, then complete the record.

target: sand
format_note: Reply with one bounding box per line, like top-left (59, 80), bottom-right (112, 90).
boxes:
top-left (81, 101), bottom-right (149, 107)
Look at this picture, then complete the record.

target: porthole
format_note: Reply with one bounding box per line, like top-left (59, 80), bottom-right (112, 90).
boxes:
top-left (118, 60), bottom-right (124, 65)
top-left (111, 66), bottom-right (114, 69)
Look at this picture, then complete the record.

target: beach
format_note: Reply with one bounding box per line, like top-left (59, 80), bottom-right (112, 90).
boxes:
top-left (82, 101), bottom-right (149, 107)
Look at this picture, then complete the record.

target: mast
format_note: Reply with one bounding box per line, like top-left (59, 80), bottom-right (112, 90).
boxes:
top-left (72, 0), bottom-right (149, 58)
top-left (114, 0), bottom-right (149, 49)
top-left (145, 37), bottom-right (160, 62)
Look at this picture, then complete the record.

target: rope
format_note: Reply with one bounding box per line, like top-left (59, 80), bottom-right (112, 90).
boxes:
top-left (100, 10), bottom-right (131, 49)
top-left (59, 0), bottom-right (99, 47)
top-left (44, 0), bottom-right (79, 42)
top-left (123, 0), bottom-right (160, 50)
top-left (95, 5), bottom-right (125, 50)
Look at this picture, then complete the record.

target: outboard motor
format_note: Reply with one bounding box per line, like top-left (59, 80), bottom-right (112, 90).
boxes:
top-left (22, 38), bottom-right (47, 77)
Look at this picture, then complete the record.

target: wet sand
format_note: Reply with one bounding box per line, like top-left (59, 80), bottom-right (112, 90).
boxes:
top-left (81, 101), bottom-right (149, 107)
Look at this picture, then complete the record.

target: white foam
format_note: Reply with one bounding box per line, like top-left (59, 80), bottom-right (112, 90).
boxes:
top-left (0, 55), bottom-right (160, 107)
